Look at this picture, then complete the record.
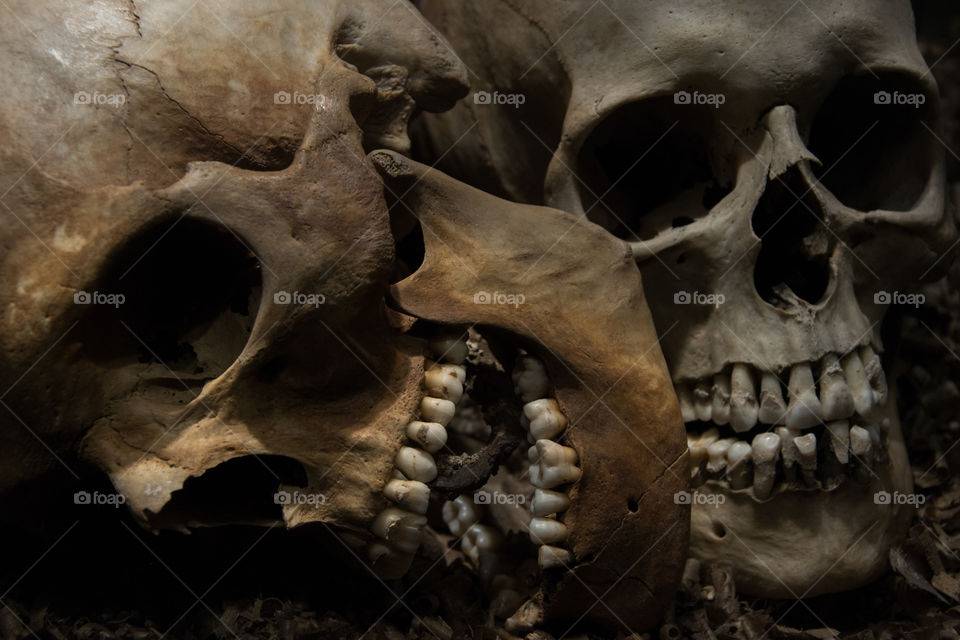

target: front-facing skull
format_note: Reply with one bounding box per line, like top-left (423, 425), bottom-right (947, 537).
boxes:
top-left (415, 0), bottom-right (957, 596)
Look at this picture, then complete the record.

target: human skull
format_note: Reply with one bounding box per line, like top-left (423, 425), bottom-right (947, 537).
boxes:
top-left (415, 0), bottom-right (957, 596)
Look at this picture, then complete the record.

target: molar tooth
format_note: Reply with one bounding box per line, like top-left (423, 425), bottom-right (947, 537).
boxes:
top-left (383, 479), bottom-right (431, 514)
top-left (523, 398), bottom-right (568, 440)
top-left (538, 545), bottom-right (572, 569)
top-left (820, 353), bottom-right (855, 421)
top-left (706, 438), bottom-right (735, 474)
top-left (794, 433), bottom-right (818, 487)
top-left (784, 363), bottom-right (824, 429)
top-left (528, 440), bottom-right (581, 489)
top-left (371, 507), bottom-right (427, 554)
top-left (530, 488), bottom-right (570, 517)
top-left (676, 383), bottom-right (697, 423)
top-left (729, 364), bottom-right (759, 432)
top-left (462, 523), bottom-right (501, 567)
top-left (693, 381), bottom-right (713, 422)
top-left (825, 420), bottom-right (850, 464)
top-left (441, 495), bottom-right (479, 537)
top-left (751, 432), bottom-right (781, 500)
top-left (711, 373), bottom-right (731, 426)
top-left (725, 441), bottom-right (752, 490)
top-left (512, 355), bottom-right (549, 403)
top-left (395, 446), bottom-right (438, 482)
top-left (425, 364), bottom-right (465, 403)
top-left (758, 372), bottom-right (787, 425)
top-left (428, 333), bottom-right (468, 364)
top-left (421, 397), bottom-right (456, 426)
top-left (859, 345), bottom-right (888, 410)
top-left (406, 421), bottom-right (448, 453)
top-left (841, 351), bottom-right (873, 416)
top-left (528, 517), bottom-right (567, 545)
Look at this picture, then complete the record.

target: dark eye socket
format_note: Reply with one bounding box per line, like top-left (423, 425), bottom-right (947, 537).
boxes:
top-left (807, 72), bottom-right (936, 212)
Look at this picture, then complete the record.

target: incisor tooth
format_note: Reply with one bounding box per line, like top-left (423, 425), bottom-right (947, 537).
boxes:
top-left (794, 433), bottom-right (818, 486)
top-left (785, 363), bottom-right (823, 429)
top-left (395, 446), bottom-right (437, 482)
top-left (429, 333), bottom-right (468, 364)
top-left (820, 353), bottom-right (854, 421)
top-left (825, 420), bottom-right (850, 464)
top-left (730, 364), bottom-right (759, 432)
top-left (384, 479), bottom-right (431, 514)
top-left (538, 545), bottom-right (572, 569)
top-left (441, 495), bottom-right (479, 537)
top-left (860, 345), bottom-right (888, 409)
top-left (842, 351), bottom-right (873, 416)
top-left (421, 397), bottom-right (456, 426)
top-left (752, 432), bottom-right (781, 500)
top-left (726, 441), bottom-right (752, 489)
top-left (676, 383), bottom-right (697, 423)
top-left (707, 438), bottom-right (735, 473)
top-left (523, 399), bottom-right (567, 440)
top-left (529, 517), bottom-right (567, 544)
top-left (530, 488), bottom-right (570, 517)
top-left (528, 440), bottom-right (581, 488)
top-left (513, 355), bottom-right (549, 403)
top-left (406, 421), bottom-right (447, 453)
top-left (758, 372), bottom-right (787, 424)
top-left (425, 364), bottom-right (465, 403)
top-left (371, 507), bottom-right (427, 554)
top-left (693, 381), bottom-right (713, 422)
top-left (711, 373), bottom-right (731, 426)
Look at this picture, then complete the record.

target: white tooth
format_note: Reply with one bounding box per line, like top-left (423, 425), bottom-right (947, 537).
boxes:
top-left (425, 364), bottom-right (465, 403)
top-left (794, 433), bottom-right (818, 486)
top-left (367, 542), bottom-right (414, 578)
top-left (462, 523), bottom-right (501, 566)
top-left (428, 333), bottom-right (468, 364)
top-left (693, 381), bottom-right (713, 422)
top-left (729, 364), bottom-right (759, 432)
top-left (383, 479), bottom-right (431, 514)
top-left (785, 363), bottom-right (824, 429)
top-left (421, 397), bottom-right (456, 426)
top-left (841, 351), bottom-right (873, 416)
top-left (512, 355), bottom-right (549, 403)
top-left (751, 432), bottom-right (781, 500)
top-left (859, 345), bottom-right (888, 409)
top-left (825, 420), bottom-right (850, 464)
top-left (395, 446), bottom-right (437, 482)
top-left (529, 440), bottom-right (581, 489)
top-left (676, 383), bottom-right (697, 423)
top-left (523, 398), bottom-right (567, 440)
top-left (849, 425), bottom-right (872, 458)
top-left (529, 517), bottom-right (567, 545)
top-left (538, 545), bottom-right (572, 569)
top-left (725, 441), bottom-right (752, 489)
top-left (711, 373), bottom-right (731, 426)
top-left (441, 495), bottom-right (479, 537)
top-left (758, 372), bottom-right (787, 425)
top-left (820, 353), bottom-right (854, 421)
top-left (406, 421), bottom-right (448, 453)
top-left (530, 488), bottom-right (570, 516)
top-left (706, 438), bottom-right (735, 473)
top-left (688, 428), bottom-right (719, 468)
top-left (371, 507), bottom-right (427, 554)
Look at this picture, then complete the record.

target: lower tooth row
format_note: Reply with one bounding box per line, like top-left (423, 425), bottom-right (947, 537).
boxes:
top-left (368, 331), bottom-right (468, 576)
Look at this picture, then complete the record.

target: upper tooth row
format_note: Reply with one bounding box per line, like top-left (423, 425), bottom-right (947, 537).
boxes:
top-left (512, 354), bottom-right (577, 571)
top-left (368, 332), bottom-right (469, 577)
top-left (676, 345), bottom-right (888, 431)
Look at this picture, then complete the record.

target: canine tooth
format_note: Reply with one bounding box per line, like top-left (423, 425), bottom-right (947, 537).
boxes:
top-left (529, 440), bottom-right (581, 488)
top-left (462, 523), bottom-right (501, 566)
top-left (711, 373), bottom-right (731, 426)
top-left (693, 381), bottom-right (713, 422)
top-left (676, 383), bottom-right (697, 423)
top-left (421, 397), bottom-right (456, 426)
top-left (406, 421), bottom-right (448, 453)
top-left (860, 345), bottom-right (888, 408)
top-left (513, 355), bottom-right (549, 403)
top-left (441, 495), bottom-right (479, 537)
top-left (784, 363), bottom-right (823, 429)
top-left (820, 353), bottom-right (855, 421)
top-left (841, 351), bottom-right (873, 416)
top-left (529, 517), bottom-right (567, 545)
top-left (428, 334), bottom-right (468, 364)
top-left (849, 425), bottom-right (872, 458)
top-left (794, 433), bottom-right (818, 486)
top-left (425, 364), bottom-right (465, 403)
top-left (371, 507), bottom-right (427, 554)
top-left (706, 438), bottom-right (735, 473)
top-left (531, 488), bottom-right (570, 517)
top-left (395, 446), bottom-right (437, 482)
top-left (538, 545), bottom-right (572, 569)
top-left (384, 479), bottom-right (431, 514)
top-left (751, 432), bottom-right (781, 500)
top-left (825, 420), bottom-right (850, 464)
top-left (758, 372), bottom-right (787, 424)
top-left (523, 399), bottom-right (568, 440)
top-left (725, 441), bottom-right (752, 490)
top-left (729, 364), bottom-right (759, 432)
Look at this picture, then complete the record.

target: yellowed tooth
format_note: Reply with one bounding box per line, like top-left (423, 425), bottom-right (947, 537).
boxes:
top-left (421, 397), bottom-right (456, 426)
top-left (784, 363), bottom-right (823, 429)
top-left (859, 345), bottom-right (888, 410)
top-left (428, 333), bottom-right (468, 364)
top-left (383, 479), bottom-right (431, 514)
top-left (676, 383), bottom-right (697, 423)
top-left (820, 353), bottom-right (854, 421)
top-left (794, 433), bottom-right (818, 486)
top-left (729, 364), bottom-right (759, 432)
top-left (751, 432), bottom-right (781, 500)
top-left (726, 441), bottom-right (752, 489)
top-left (693, 380), bottom-right (712, 422)
top-left (522, 398), bottom-right (567, 440)
top-left (825, 420), bottom-right (850, 464)
top-left (528, 440), bottom-right (581, 489)
top-left (849, 425), bottom-right (872, 459)
top-left (758, 372), bottom-right (787, 424)
top-left (842, 350), bottom-right (873, 416)
top-left (406, 420), bottom-right (448, 453)
top-left (512, 355), bottom-right (549, 403)
top-left (528, 517), bottom-right (567, 545)
top-left (395, 446), bottom-right (437, 482)
top-left (538, 544), bottom-right (572, 569)
top-left (706, 438), bottom-right (735, 473)
top-left (425, 363), bottom-right (465, 403)
top-left (688, 428), bottom-right (719, 469)
top-left (371, 507), bottom-right (427, 554)
top-left (711, 373), bottom-right (731, 426)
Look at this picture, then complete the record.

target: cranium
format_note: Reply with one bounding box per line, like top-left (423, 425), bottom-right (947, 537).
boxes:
top-left (415, 0), bottom-right (957, 596)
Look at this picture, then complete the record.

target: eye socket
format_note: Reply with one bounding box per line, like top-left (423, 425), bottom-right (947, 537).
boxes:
top-left (807, 72), bottom-right (936, 212)
top-left (576, 95), bottom-right (731, 241)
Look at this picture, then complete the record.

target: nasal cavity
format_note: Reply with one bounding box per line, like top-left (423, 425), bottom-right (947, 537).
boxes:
top-left (751, 170), bottom-right (830, 308)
